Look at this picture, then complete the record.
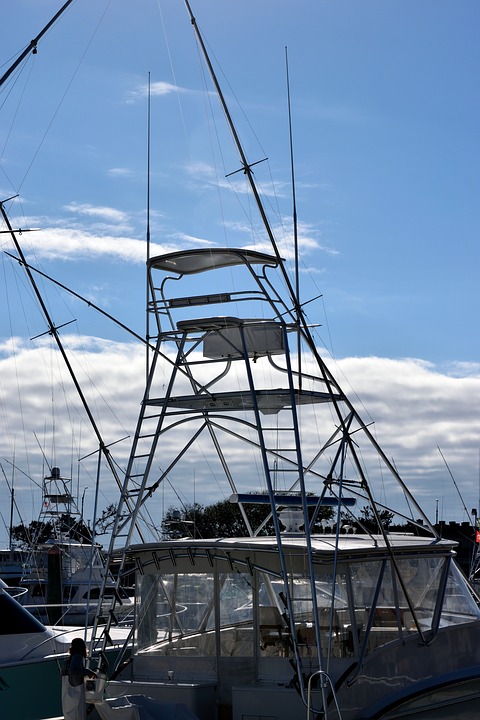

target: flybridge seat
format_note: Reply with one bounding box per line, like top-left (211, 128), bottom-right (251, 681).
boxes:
top-left (147, 317), bottom-right (338, 415)
top-left (176, 316), bottom-right (285, 359)
top-left (176, 316), bottom-right (274, 330)
top-left (148, 249), bottom-right (286, 321)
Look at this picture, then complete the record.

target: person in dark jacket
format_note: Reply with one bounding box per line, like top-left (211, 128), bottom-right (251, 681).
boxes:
top-left (61, 637), bottom-right (97, 720)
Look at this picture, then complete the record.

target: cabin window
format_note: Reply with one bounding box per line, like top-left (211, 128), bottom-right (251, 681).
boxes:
top-left (254, 570), bottom-right (352, 659)
top-left (441, 562), bottom-right (480, 624)
top-left (219, 572), bottom-right (253, 656)
top-left (348, 555), bottom-right (480, 655)
top-left (136, 572), bottom-right (215, 655)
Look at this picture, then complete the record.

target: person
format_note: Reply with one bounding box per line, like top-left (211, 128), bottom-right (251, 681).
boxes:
top-left (61, 637), bottom-right (97, 720)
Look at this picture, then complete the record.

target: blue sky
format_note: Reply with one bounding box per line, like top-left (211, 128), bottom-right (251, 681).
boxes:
top-left (0, 0), bottom-right (479, 544)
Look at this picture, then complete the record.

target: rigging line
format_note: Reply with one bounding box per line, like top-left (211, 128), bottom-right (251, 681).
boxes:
top-left (438, 446), bottom-right (471, 522)
top-left (190, 13), bottom-right (271, 186)
top-left (2, 459), bottom-right (43, 492)
top-left (0, 203), bottom-right (145, 544)
top-left (285, 47), bottom-right (299, 308)
top-left (4, 248), bottom-right (210, 406)
top-left (146, 71), bottom-right (152, 384)
top-left (1, 249), bottom-right (35, 479)
top-left (16, 0), bottom-right (113, 193)
top-left (0, 59), bottom-right (36, 178)
top-left (190, 23), bottom-right (278, 257)
top-left (146, 72), bottom-right (151, 265)
top-left (184, 1), bottom-right (304, 329)
top-left (155, 0), bottom-right (191, 160)
top-left (4, 250), bottom-right (150, 349)
top-left (0, 461), bottom-right (22, 542)
top-left (192, 32), bottom-right (231, 245)
top-left (32, 431), bottom-right (53, 475)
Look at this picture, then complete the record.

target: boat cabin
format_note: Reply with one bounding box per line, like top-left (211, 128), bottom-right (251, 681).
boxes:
top-left (109, 533), bottom-right (480, 720)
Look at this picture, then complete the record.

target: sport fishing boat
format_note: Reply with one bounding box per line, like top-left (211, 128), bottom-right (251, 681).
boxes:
top-left (82, 5), bottom-right (480, 718)
top-left (2, 3), bottom-right (480, 720)
top-left (92, 243), bottom-right (480, 720)
top-left (1, 466), bottom-right (134, 627)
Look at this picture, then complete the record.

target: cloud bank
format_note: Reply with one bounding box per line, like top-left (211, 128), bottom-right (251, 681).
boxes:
top-left (0, 336), bottom-right (478, 548)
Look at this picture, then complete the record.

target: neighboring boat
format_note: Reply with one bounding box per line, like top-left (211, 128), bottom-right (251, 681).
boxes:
top-left (0, 547), bottom-right (29, 586)
top-left (0, 577), bottom-right (129, 720)
top-left (1, 466), bottom-right (134, 627)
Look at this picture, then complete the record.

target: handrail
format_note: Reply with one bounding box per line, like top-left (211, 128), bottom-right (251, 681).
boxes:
top-left (307, 670), bottom-right (343, 719)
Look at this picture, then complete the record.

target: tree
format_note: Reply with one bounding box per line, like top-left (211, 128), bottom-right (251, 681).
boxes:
top-left (94, 503), bottom-right (117, 536)
top-left (355, 505), bottom-right (394, 533)
top-left (9, 505), bottom-right (119, 548)
top-left (10, 513), bottom-right (93, 546)
top-left (11, 519), bottom-right (54, 546)
top-left (162, 496), bottom-right (334, 539)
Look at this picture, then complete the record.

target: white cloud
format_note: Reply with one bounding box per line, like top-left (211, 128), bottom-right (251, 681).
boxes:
top-left (125, 81), bottom-right (189, 104)
top-left (171, 232), bottom-right (216, 247)
top-left (3, 221), bottom-right (177, 264)
top-left (17, 227), bottom-right (151, 263)
top-left (63, 203), bottom-right (129, 224)
top-left (0, 337), bottom-right (478, 547)
top-left (107, 168), bottom-right (135, 178)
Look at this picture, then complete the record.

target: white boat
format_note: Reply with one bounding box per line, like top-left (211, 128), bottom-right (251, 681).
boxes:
top-left (91, 244), bottom-right (480, 720)
top-left (0, 578), bottom-right (130, 720)
top-left (1, 466), bottom-right (134, 627)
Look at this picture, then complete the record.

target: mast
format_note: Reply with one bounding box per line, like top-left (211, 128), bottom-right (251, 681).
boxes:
top-left (146, 72), bottom-right (152, 382)
top-left (9, 459), bottom-right (15, 550)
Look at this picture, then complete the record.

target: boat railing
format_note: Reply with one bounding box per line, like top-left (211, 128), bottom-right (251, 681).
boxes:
top-left (3, 584), bottom-right (28, 601)
top-left (20, 597), bottom-right (134, 627)
top-left (306, 670), bottom-right (343, 719)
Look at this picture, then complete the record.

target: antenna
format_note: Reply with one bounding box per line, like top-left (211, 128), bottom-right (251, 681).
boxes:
top-left (438, 446), bottom-right (471, 521)
top-left (285, 46), bottom-right (302, 388)
top-left (146, 72), bottom-right (152, 381)
top-left (285, 47), bottom-right (299, 315)
top-left (9, 450), bottom-right (15, 551)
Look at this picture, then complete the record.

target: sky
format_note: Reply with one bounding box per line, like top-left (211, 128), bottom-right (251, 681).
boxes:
top-left (0, 0), bottom-right (479, 546)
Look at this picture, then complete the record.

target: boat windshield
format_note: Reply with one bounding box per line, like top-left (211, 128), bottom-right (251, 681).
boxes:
top-left (134, 553), bottom-right (480, 662)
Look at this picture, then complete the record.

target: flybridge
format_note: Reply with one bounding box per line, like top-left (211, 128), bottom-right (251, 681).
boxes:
top-left (229, 493), bottom-right (356, 507)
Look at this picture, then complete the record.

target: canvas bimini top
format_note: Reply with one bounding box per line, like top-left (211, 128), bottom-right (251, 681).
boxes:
top-left (148, 248), bottom-right (280, 275)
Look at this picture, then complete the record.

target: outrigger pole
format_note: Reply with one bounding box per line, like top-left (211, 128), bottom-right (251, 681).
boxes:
top-left (0, 0), bottom-right (77, 90)
top-left (0, 198), bottom-right (145, 544)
